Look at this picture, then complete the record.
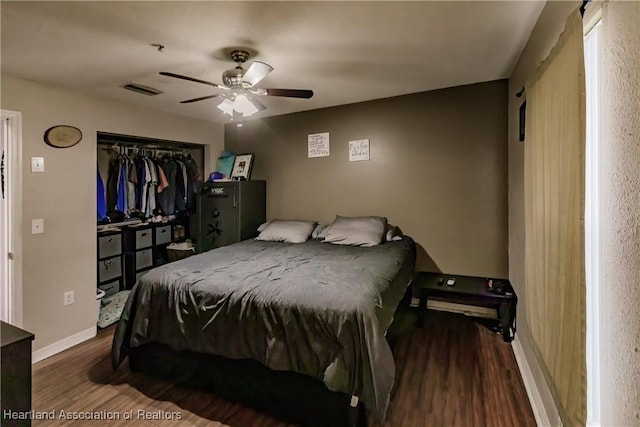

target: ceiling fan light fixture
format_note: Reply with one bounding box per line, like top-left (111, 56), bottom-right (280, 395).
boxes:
top-left (234, 94), bottom-right (259, 117)
top-left (217, 95), bottom-right (259, 118)
top-left (217, 98), bottom-right (235, 116)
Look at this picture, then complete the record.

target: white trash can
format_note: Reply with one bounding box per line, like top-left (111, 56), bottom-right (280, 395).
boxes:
top-left (96, 289), bottom-right (106, 323)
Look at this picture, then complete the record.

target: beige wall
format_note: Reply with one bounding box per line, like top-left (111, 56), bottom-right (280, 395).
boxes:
top-left (0, 74), bottom-right (223, 351)
top-left (598, 1), bottom-right (640, 424)
top-left (226, 80), bottom-right (508, 277)
top-left (508, 2), bottom-right (579, 425)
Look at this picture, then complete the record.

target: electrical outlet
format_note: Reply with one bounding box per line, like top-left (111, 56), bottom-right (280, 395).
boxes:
top-left (64, 291), bottom-right (74, 306)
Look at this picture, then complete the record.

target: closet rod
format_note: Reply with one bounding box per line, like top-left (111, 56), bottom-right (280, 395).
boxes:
top-left (97, 131), bottom-right (203, 150)
top-left (98, 141), bottom-right (191, 153)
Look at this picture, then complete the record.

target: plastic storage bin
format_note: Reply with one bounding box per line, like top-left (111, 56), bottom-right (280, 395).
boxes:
top-left (167, 242), bottom-right (195, 262)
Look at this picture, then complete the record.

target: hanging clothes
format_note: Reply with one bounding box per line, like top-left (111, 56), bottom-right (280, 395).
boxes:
top-left (184, 156), bottom-right (201, 210)
top-left (140, 156), bottom-right (151, 215)
top-left (97, 165), bottom-right (107, 221)
top-left (117, 159), bottom-right (128, 213)
top-left (144, 156), bottom-right (158, 217)
top-left (155, 159), bottom-right (169, 193)
top-left (174, 159), bottom-right (187, 213)
top-left (106, 156), bottom-right (120, 212)
top-left (135, 156), bottom-right (146, 211)
top-left (157, 158), bottom-right (177, 215)
top-left (126, 157), bottom-right (136, 214)
top-left (101, 146), bottom-right (203, 220)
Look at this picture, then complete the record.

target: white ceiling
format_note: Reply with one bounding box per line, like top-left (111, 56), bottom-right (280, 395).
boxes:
top-left (1, 1), bottom-right (545, 123)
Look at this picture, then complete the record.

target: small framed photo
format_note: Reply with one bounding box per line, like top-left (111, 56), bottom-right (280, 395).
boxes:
top-left (230, 153), bottom-right (254, 180)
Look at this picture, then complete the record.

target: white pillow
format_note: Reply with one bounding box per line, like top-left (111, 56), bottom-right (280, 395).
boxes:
top-left (255, 219), bottom-right (317, 243)
top-left (323, 215), bottom-right (387, 247)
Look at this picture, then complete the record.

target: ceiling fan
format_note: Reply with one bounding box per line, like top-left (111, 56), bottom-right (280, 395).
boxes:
top-left (160, 49), bottom-right (313, 119)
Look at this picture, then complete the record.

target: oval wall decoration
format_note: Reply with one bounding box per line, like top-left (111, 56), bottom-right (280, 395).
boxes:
top-left (44, 125), bottom-right (83, 148)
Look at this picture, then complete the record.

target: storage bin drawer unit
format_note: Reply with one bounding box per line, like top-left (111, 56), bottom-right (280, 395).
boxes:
top-left (135, 229), bottom-right (153, 249)
top-left (135, 249), bottom-right (153, 270)
top-left (98, 229), bottom-right (123, 290)
top-left (98, 234), bottom-right (122, 259)
top-left (99, 256), bottom-right (122, 283)
top-left (121, 219), bottom-right (189, 289)
top-left (156, 225), bottom-right (172, 245)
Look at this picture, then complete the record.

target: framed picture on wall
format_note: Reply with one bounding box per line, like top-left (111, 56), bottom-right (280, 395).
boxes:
top-left (230, 153), bottom-right (255, 180)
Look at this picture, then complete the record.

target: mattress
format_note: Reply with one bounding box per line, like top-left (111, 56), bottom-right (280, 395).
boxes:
top-left (112, 236), bottom-right (416, 421)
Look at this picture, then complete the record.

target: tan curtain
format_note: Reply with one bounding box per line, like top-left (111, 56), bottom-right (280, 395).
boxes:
top-left (524, 10), bottom-right (586, 427)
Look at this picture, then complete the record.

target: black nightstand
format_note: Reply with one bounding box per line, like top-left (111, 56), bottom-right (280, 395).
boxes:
top-left (414, 272), bottom-right (517, 342)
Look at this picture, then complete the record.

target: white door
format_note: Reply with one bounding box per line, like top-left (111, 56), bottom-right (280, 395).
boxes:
top-left (0, 110), bottom-right (23, 326)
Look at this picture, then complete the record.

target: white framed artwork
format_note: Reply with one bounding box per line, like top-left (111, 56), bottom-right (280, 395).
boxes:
top-left (308, 132), bottom-right (330, 158)
top-left (230, 153), bottom-right (254, 180)
top-left (349, 139), bottom-right (370, 162)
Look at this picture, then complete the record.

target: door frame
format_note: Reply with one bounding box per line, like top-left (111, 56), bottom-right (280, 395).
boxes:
top-left (1, 109), bottom-right (23, 327)
top-left (584, 11), bottom-right (602, 426)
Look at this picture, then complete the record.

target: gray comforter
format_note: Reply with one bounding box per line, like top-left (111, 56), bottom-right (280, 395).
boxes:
top-left (112, 237), bottom-right (415, 421)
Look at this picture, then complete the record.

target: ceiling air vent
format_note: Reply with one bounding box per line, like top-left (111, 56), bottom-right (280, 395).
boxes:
top-left (122, 82), bottom-right (163, 96)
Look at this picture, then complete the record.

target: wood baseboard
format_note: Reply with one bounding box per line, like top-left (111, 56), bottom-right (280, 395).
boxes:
top-left (32, 326), bottom-right (96, 364)
top-left (512, 336), bottom-right (562, 427)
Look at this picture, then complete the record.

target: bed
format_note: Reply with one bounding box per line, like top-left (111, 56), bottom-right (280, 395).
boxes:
top-left (112, 235), bottom-right (416, 425)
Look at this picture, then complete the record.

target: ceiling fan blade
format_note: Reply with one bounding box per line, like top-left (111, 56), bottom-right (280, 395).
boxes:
top-left (180, 94), bottom-right (222, 104)
top-left (160, 72), bottom-right (228, 90)
top-left (265, 88), bottom-right (314, 99)
top-left (251, 97), bottom-right (267, 111)
top-left (242, 61), bottom-right (273, 87)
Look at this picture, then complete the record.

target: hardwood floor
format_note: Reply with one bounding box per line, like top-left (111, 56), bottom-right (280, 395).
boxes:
top-left (31, 310), bottom-right (535, 426)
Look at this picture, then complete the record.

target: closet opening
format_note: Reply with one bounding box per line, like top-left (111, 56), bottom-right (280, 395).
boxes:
top-left (97, 131), bottom-right (205, 228)
top-left (96, 132), bottom-right (206, 299)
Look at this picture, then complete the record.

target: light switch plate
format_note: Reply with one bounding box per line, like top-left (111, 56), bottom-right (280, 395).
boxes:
top-left (32, 218), bottom-right (44, 234)
top-left (31, 157), bottom-right (45, 172)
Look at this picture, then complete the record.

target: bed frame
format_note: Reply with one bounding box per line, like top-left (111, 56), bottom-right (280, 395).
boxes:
top-left (126, 285), bottom-right (413, 427)
top-left (119, 236), bottom-right (417, 426)
top-left (129, 343), bottom-right (366, 427)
